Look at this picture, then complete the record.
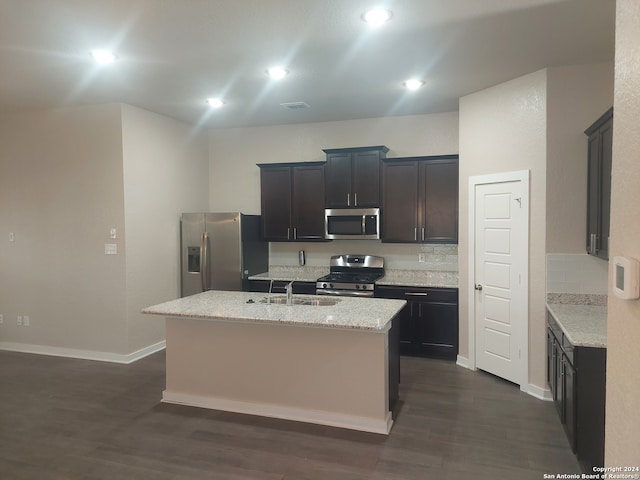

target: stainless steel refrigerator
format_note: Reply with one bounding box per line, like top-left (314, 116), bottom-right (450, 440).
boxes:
top-left (180, 213), bottom-right (268, 297)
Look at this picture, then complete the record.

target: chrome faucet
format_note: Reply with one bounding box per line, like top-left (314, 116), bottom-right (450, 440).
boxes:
top-left (267, 279), bottom-right (274, 304)
top-left (286, 281), bottom-right (294, 305)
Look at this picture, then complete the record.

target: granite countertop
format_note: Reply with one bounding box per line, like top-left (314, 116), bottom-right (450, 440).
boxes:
top-left (249, 266), bottom-right (459, 288)
top-left (546, 294), bottom-right (608, 348)
top-left (143, 290), bottom-right (406, 332)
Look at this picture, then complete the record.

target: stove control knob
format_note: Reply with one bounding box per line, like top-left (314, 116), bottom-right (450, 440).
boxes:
top-left (322, 283), bottom-right (327, 288)
top-left (355, 284), bottom-right (360, 289)
top-left (329, 283), bottom-right (334, 288)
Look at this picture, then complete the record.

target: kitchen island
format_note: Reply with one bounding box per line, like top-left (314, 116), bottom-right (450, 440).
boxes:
top-left (143, 290), bottom-right (406, 434)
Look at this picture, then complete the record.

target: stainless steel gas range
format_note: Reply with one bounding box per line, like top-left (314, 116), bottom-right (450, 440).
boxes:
top-left (315, 254), bottom-right (384, 297)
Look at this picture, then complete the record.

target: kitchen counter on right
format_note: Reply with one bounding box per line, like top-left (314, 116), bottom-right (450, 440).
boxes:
top-left (546, 293), bottom-right (608, 348)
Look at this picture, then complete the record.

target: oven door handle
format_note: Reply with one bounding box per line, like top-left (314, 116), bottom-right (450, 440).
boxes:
top-left (315, 289), bottom-right (374, 297)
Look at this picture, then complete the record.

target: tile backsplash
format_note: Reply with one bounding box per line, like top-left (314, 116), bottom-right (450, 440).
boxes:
top-left (270, 241), bottom-right (458, 271)
top-left (546, 253), bottom-right (608, 294)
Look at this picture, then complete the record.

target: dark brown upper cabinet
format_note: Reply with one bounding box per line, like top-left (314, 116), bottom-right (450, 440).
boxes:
top-left (585, 108), bottom-right (613, 260)
top-left (258, 162), bottom-right (326, 242)
top-left (381, 155), bottom-right (458, 243)
top-left (323, 146), bottom-right (389, 208)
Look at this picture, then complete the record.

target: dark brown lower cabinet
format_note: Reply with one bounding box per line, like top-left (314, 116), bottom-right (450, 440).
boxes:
top-left (547, 315), bottom-right (606, 473)
top-left (375, 285), bottom-right (458, 360)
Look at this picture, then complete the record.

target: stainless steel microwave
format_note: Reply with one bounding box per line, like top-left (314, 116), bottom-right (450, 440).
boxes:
top-left (324, 208), bottom-right (380, 240)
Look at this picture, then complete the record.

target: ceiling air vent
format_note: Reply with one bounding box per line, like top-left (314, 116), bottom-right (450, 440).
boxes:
top-left (280, 101), bottom-right (310, 110)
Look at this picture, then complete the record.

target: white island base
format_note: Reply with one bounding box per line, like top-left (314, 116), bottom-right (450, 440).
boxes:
top-left (144, 291), bottom-right (404, 435)
top-left (164, 316), bottom-right (394, 434)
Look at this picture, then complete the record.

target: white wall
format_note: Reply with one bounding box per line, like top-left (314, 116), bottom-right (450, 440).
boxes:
top-left (458, 62), bottom-right (615, 390)
top-left (208, 113), bottom-right (459, 214)
top-left (606, 0), bottom-right (640, 465)
top-left (0, 104), bottom-right (128, 354)
top-left (121, 105), bottom-right (209, 353)
top-left (0, 103), bottom-right (209, 360)
top-left (459, 70), bottom-right (548, 389)
top-left (208, 112), bottom-right (460, 268)
top-left (546, 62), bottom-right (614, 254)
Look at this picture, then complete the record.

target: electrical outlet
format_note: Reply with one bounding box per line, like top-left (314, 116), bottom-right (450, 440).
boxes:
top-left (23, 315), bottom-right (30, 326)
top-left (17, 315), bottom-right (23, 326)
top-left (418, 253), bottom-right (426, 263)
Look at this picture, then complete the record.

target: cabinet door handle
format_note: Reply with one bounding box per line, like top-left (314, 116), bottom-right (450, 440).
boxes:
top-left (354, 193), bottom-right (358, 207)
top-left (414, 227), bottom-right (417, 241)
top-left (293, 227), bottom-right (297, 240)
top-left (474, 284), bottom-right (483, 291)
top-left (200, 232), bottom-right (209, 292)
top-left (287, 227), bottom-right (290, 240)
top-left (405, 292), bottom-right (429, 297)
top-left (421, 227), bottom-right (425, 242)
top-left (347, 193), bottom-right (350, 206)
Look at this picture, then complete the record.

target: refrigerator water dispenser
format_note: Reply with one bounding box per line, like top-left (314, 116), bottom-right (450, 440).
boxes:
top-left (187, 246), bottom-right (200, 273)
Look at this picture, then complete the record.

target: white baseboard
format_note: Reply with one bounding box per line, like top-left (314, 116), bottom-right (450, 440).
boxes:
top-left (162, 390), bottom-right (393, 435)
top-left (456, 355), bottom-right (474, 370)
top-left (526, 383), bottom-right (553, 401)
top-left (0, 340), bottom-right (166, 364)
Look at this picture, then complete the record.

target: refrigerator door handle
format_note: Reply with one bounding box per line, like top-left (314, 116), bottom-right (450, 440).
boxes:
top-left (200, 232), bottom-right (209, 291)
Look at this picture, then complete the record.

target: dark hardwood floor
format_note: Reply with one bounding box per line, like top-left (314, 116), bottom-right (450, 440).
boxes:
top-left (0, 350), bottom-right (580, 479)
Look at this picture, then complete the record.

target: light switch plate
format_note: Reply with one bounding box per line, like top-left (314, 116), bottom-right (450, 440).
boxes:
top-left (110, 228), bottom-right (117, 239)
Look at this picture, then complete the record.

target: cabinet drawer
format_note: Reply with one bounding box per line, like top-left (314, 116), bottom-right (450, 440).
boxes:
top-left (376, 285), bottom-right (457, 303)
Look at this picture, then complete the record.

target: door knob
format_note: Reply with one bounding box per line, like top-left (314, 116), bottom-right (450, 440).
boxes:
top-left (474, 284), bottom-right (483, 291)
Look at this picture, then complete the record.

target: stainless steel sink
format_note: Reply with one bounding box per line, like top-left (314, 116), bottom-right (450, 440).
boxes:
top-left (260, 295), bottom-right (340, 306)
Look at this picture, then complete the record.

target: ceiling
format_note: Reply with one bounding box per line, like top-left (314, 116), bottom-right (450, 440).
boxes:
top-left (0, 0), bottom-right (615, 129)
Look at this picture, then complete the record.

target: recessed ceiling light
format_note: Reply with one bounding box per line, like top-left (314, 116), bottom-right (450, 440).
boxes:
top-left (362, 9), bottom-right (392, 26)
top-left (404, 79), bottom-right (425, 91)
top-left (267, 67), bottom-right (288, 80)
top-left (91, 50), bottom-right (116, 64)
top-left (206, 98), bottom-right (225, 108)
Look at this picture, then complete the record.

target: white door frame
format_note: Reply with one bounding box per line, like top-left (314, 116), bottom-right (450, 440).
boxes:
top-left (467, 170), bottom-right (530, 390)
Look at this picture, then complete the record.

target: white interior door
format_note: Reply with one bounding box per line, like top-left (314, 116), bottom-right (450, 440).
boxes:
top-left (471, 172), bottom-right (528, 387)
